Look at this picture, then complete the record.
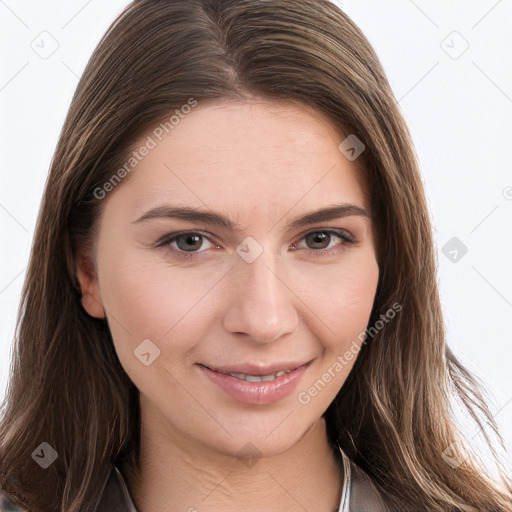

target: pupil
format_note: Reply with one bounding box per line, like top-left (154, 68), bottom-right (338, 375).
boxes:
top-left (177, 234), bottom-right (202, 251)
top-left (307, 232), bottom-right (330, 249)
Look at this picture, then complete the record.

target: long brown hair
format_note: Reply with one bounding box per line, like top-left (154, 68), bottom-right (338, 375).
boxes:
top-left (1, 1), bottom-right (511, 510)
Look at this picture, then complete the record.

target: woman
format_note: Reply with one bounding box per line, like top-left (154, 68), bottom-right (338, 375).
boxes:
top-left (1, 0), bottom-right (511, 511)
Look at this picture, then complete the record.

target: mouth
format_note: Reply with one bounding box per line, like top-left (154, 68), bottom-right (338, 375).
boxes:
top-left (200, 365), bottom-right (300, 382)
top-left (196, 360), bottom-right (312, 405)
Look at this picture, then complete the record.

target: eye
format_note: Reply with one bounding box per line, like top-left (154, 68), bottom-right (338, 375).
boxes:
top-left (291, 230), bottom-right (355, 255)
top-left (154, 229), bottom-right (355, 260)
top-left (154, 231), bottom-right (218, 257)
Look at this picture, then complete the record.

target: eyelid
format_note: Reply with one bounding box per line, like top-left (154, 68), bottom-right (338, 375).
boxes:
top-left (294, 227), bottom-right (355, 244)
top-left (152, 228), bottom-right (357, 259)
top-left (153, 230), bottom-right (218, 249)
top-left (290, 229), bottom-right (355, 254)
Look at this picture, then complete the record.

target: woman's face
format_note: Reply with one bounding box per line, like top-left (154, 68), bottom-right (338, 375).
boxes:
top-left (79, 99), bottom-right (379, 458)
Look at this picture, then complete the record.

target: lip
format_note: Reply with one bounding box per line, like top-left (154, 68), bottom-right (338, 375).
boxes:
top-left (197, 361), bottom-right (312, 405)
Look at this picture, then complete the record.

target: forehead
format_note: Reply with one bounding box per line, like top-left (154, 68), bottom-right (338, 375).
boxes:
top-left (108, 99), bottom-right (369, 219)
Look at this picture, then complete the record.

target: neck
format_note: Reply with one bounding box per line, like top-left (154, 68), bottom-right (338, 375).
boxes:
top-left (125, 416), bottom-right (343, 512)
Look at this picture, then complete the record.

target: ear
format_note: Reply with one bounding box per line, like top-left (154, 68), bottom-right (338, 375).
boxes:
top-left (76, 247), bottom-right (105, 319)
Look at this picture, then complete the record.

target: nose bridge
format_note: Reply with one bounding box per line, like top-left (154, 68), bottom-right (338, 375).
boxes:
top-left (222, 246), bottom-right (299, 343)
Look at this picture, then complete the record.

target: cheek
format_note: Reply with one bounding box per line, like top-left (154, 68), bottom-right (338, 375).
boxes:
top-left (97, 252), bottom-right (224, 356)
top-left (98, 237), bottom-right (378, 371)
top-left (292, 250), bottom-right (379, 348)
top-left (294, 254), bottom-right (379, 407)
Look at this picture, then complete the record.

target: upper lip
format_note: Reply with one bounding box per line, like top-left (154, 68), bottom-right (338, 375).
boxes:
top-left (199, 360), bottom-right (312, 376)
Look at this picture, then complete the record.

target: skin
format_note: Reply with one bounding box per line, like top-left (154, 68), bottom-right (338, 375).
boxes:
top-left (78, 98), bottom-right (380, 512)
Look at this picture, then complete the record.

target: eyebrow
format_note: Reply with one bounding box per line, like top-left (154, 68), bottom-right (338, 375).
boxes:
top-left (133, 203), bottom-right (370, 231)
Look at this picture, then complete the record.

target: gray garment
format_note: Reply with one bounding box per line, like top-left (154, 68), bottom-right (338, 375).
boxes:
top-left (0, 447), bottom-right (390, 511)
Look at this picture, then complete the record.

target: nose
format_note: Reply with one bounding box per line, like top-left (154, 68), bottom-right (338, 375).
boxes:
top-left (222, 250), bottom-right (300, 344)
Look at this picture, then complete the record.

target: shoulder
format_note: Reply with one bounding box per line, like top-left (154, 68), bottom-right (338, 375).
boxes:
top-left (338, 447), bottom-right (392, 512)
top-left (0, 489), bottom-right (29, 512)
top-left (0, 463), bottom-right (129, 512)
top-left (95, 464), bottom-right (138, 512)
top-left (347, 458), bottom-right (392, 512)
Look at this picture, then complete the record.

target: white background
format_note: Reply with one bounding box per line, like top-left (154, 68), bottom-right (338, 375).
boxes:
top-left (1, 0), bottom-right (511, 467)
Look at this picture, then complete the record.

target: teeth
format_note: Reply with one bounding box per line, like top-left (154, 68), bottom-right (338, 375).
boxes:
top-left (229, 372), bottom-right (246, 380)
top-left (246, 374), bottom-right (267, 382)
top-left (228, 370), bottom-right (290, 382)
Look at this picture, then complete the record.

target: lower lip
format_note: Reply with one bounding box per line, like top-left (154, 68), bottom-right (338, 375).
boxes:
top-left (198, 363), bottom-right (309, 405)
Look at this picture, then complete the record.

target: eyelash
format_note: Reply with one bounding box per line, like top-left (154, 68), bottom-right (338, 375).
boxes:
top-left (154, 229), bottom-right (356, 260)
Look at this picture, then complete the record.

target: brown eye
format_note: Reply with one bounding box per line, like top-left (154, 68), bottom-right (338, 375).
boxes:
top-left (154, 231), bottom-right (217, 256)
top-left (175, 233), bottom-right (203, 252)
top-left (305, 232), bottom-right (332, 249)
top-left (290, 230), bottom-right (355, 255)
